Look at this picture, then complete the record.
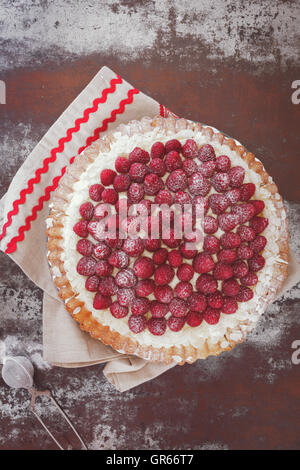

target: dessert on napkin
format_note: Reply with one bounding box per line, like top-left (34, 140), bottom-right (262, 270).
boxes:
top-left (47, 115), bottom-right (289, 365)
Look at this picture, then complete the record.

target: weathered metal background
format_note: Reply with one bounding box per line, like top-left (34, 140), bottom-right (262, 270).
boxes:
top-left (0, 0), bottom-right (300, 450)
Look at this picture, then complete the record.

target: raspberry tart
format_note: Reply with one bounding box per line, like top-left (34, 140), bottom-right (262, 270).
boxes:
top-left (47, 116), bottom-right (289, 364)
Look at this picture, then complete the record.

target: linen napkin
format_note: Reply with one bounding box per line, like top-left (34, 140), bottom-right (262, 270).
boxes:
top-left (0, 66), bottom-right (299, 392)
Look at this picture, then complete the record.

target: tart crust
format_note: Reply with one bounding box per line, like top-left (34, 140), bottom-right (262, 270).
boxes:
top-left (46, 116), bottom-right (289, 365)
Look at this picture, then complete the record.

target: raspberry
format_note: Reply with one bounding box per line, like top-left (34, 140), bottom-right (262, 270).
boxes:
top-left (154, 265), bottom-right (175, 285)
top-left (95, 260), bottom-right (113, 277)
top-left (85, 275), bottom-right (100, 292)
top-left (93, 242), bottom-right (111, 259)
top-left (235, 286), bottom-right (254, 302)
top-left (169, 298), bottom-right (188, 317)
top-left (180, 242), bottom-right (197, 259)
top-left (135, 279), bottom-right (155, 297)
top-left (217, 248), bottom-right (237, 263)
top-left (174, 190), bottom-right (191, 206)
top-left (213, 262), bottom-right (233, 280)
top-left (218, 213), bottom-right (239, 232)
top-left (237, 244), bottom-right (254, 260)
top-left (195, 274), bottom-right (217, 294)
top-left (77, 239), bottom-right (94, 256)
top-left (165, 151), bottom-right (182, 171)
top-left (123, 238), bottom-right (144, 257)
top-left (204, 307), bottom-right (221, 325)
top-left (113, 174), bottom-right (131, 192)
top-left (228, 166), bottom-right (245, 187)
top-left (198, 144), bottom-right (216, 162)
top-left (251, 200), bottom-right (265, 216)
top-left (203, 235), bottom-right (220, 254)
top-left (188, 172), bottom-right (210, 196)
top-left (237, 225), bottom-right (256, 242)
top-left (193, 195), bottom-right (209, 214)
top-left (232, 203), bottom-right (255, 223)
top-left (131, 298), bottom-right (150, 315)
top-left (115, 268), bottom-right (137, 288)
top-left (144, 173), bottom-right (164, 195)
top-left (211, 172), bottom-right (230, 192)
top-left (166, 169), bottom-right (188, 192)
top-left (133, 256), bottom-right (155, 278)
top-left (128, 182), bottom-right (144, 203)
top-left (177, 264), bottom-right (194, 282)
top-left (193, 253), bottom-right (214, 273)
top-left (186, 311), bottom-right (203, 327)
top-left (240, 183), bottom-right (256, 201)
top-left (147, 317), bottom-right (167, 336)
top-left (240, 272), bottom-right (258, 286)
top-left (110, 302), bottom-right (129, 319)
top-left (222, 297), bottom-right (238, 314)
top-left (108, 250), bottom-right (129, 269)
top-left (129, 162), bottom-right (148, 182)
top-left (183, 159), bottom-right (198, 176)
top-left (225, 188), bottom-right (241, 205)
top-left (188, 293), bottom-right (207, 312)
top-left (165, 139), bottom-right (182, 153)
top-left (98, 276), bottom-right (118, 296)
top-left (93, 293), bottom-right (112, 310)
top-left (232, 260), bottom-right (249, 278)
top-left (248, 254), bottom-right (265, 272)
top-left (77, 257), bottom-right (97, 276)
top-left (168, 316), bottom-right (186, 332)
top-left (168, 250), bottom-right (183, 267)
top-left (199, 160), bottom-right (216, 178)
top-left (100, 169), bottom-right (116, 186)
top-left (129, 147), bottom-right (150, 164)
top-left (162, 229), bottom-right (181, 248)
top-left (182, 139), bottom-right (199, 158)
top-left (203, 216), bottom-right (218, 234)
top-left (139, 199), bottom-right (152, 215)
top-left (174, 281), bottom-right (193, 299)
top-left (150, 158), bottom-right (166, 177)
top-left (105, 235), bottom-right (123, 249)
top-left (115, 198), bottom-right (129, 214)
top-left (115, 156), bottom-right (131, 174)
top-left (145, 238), bottom-right (161, 252)
top-left (151, 141), bottom-right (165, 159)
top-left (207, 291), bottom-right (224, 309)
top-left (222, 279), bottom-right (240, 297)
top-left (128, 314), bottom-right (147, 333)
top-left (220, 232), bottom-right (241, 249)
top-left (249, 235), bottom-right (267, 253)
top-left (216, 155), bottom-right (231, 172)
top-left (209, 194), bottom-right (229, 215)
top-left (73, 220), bottom-right (89, 238)
top-left (117, 287), bottom-right (135, 306)
top-left (154, 285), bottom-right (174, 303)
top-left (153, 248), bottom-right (168, 265)
top-left (102, 188), bottom-right (118, 205)
top-left (79, 202), bottom-right (94, 221)
top-left (89, 184), bottom-right (104, 202)
top-left (249, 217), bottom-right (269, 234)
top-left (155, 189), bottom-right (173, 205)
top-left (150, 301), bottom-right (169, 318)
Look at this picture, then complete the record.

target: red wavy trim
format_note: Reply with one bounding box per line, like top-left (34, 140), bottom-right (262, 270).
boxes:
top-left (0, 74), bottom-right (122, 245)
top-left (5, 87), bottom-right (139, 254)
top-left (159, 103), bottom-right (165, 117)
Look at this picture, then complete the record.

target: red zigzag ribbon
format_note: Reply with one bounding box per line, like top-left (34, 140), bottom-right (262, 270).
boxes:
top-left (4, 86), bottom-right (139, 254)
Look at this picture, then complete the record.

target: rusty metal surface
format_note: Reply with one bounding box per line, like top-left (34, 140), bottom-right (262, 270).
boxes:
top-left (0, 0), bottom-right (300, 450)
